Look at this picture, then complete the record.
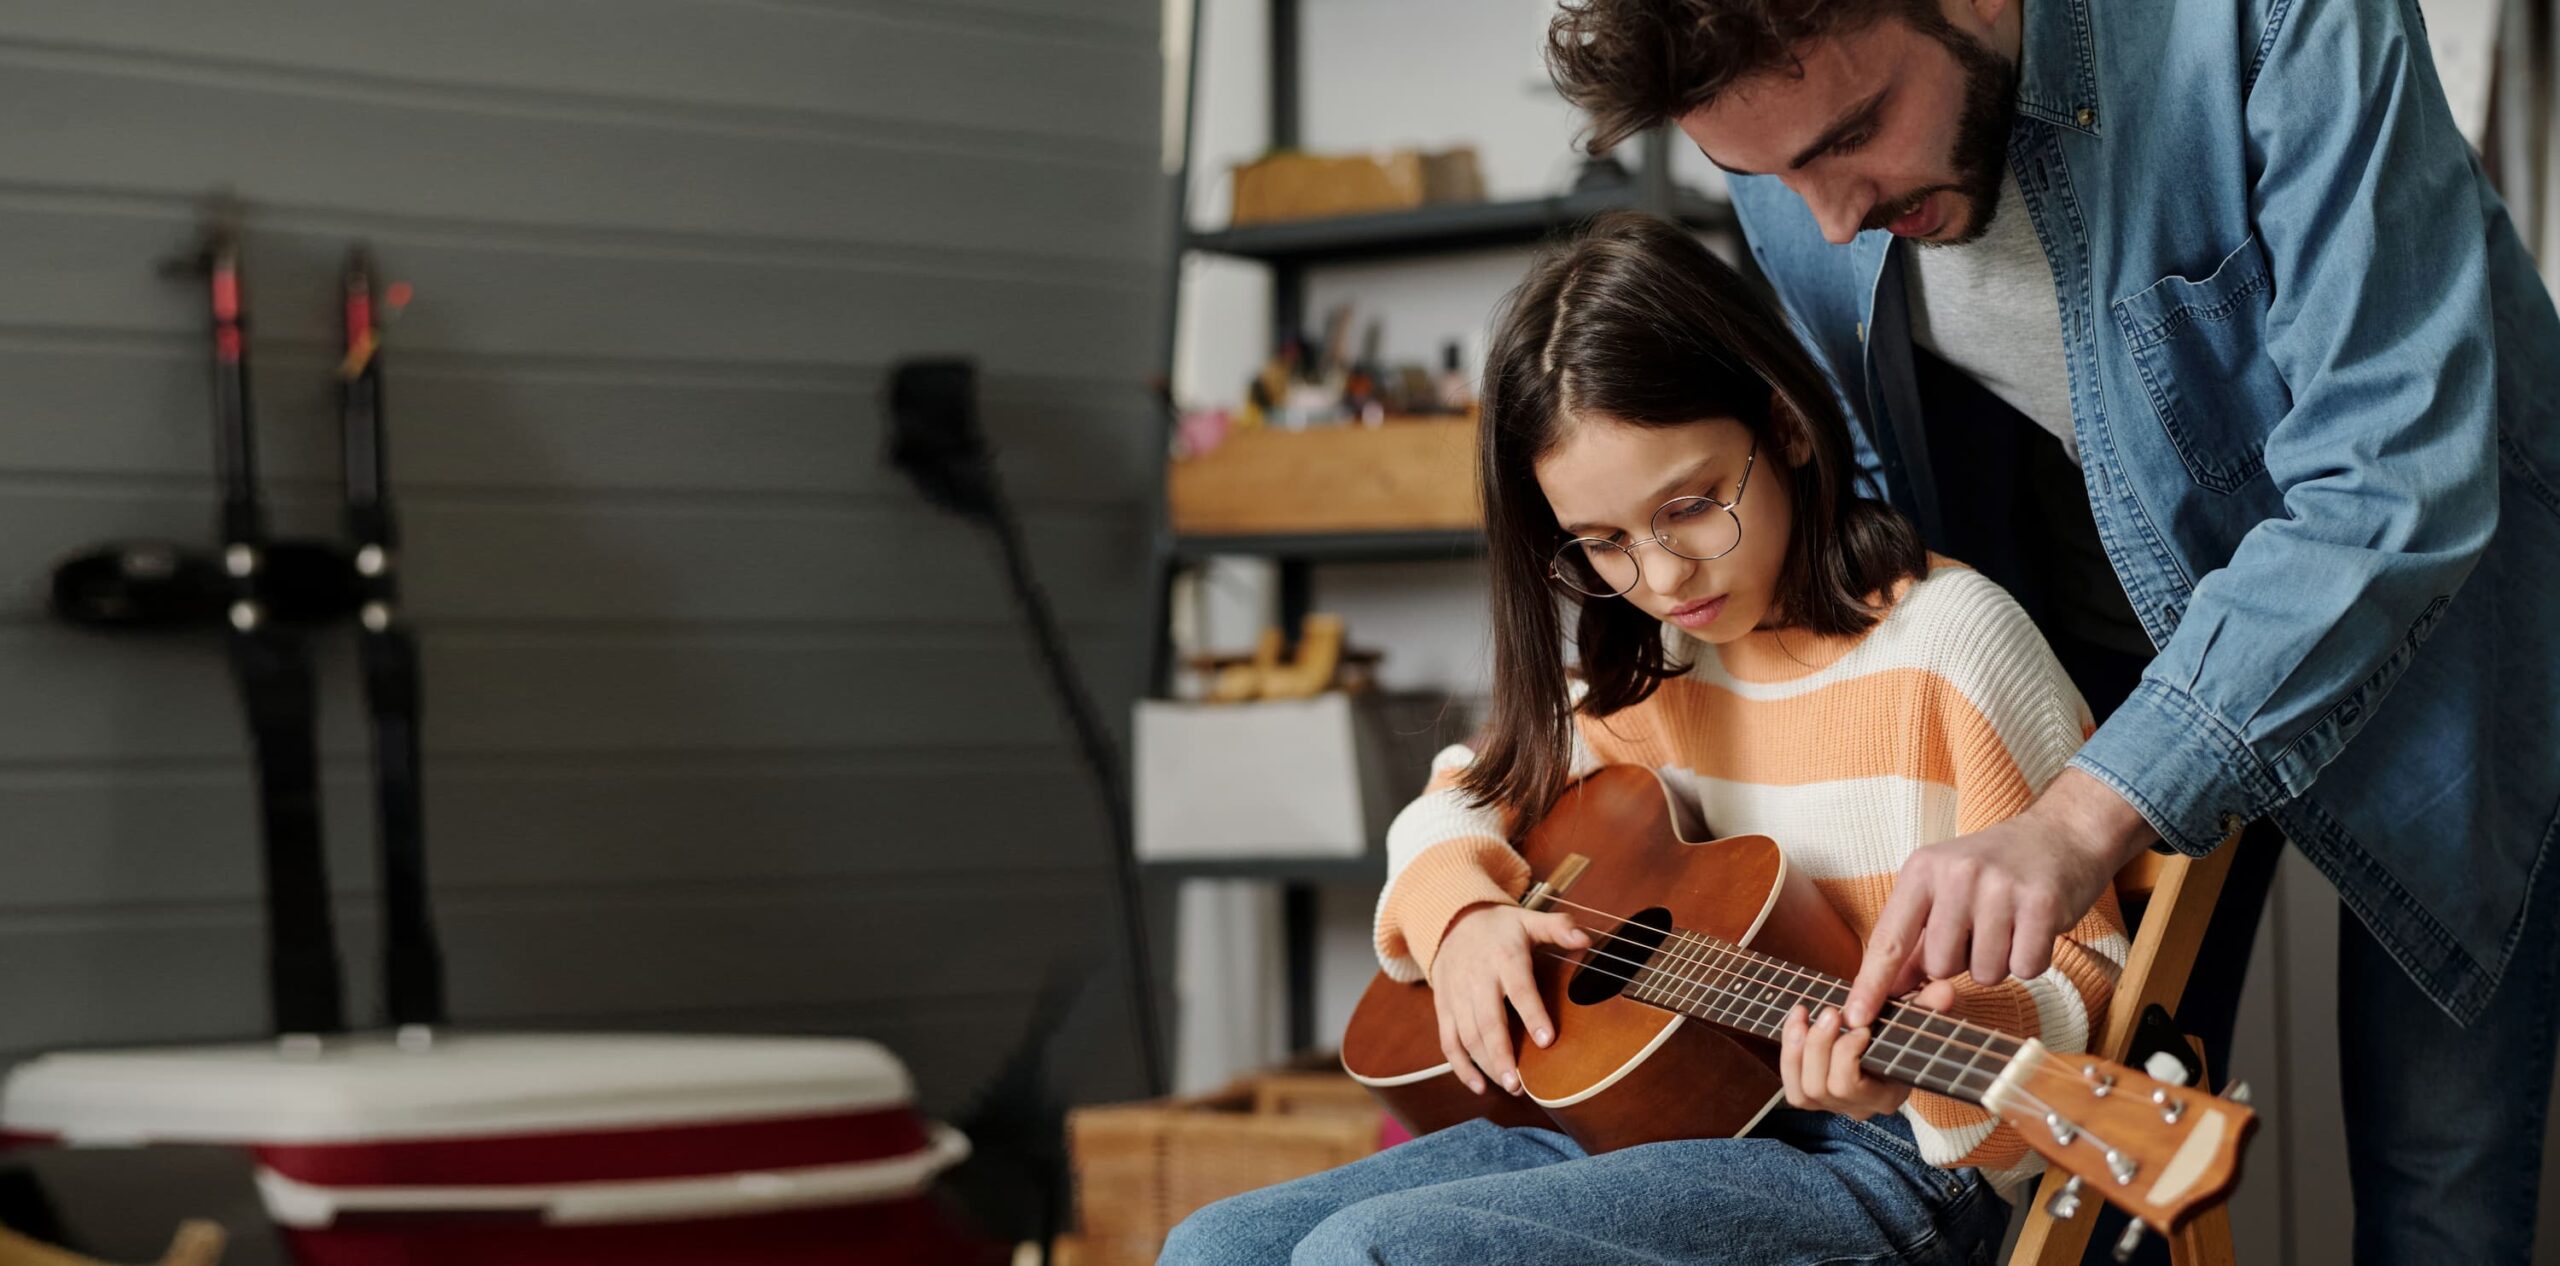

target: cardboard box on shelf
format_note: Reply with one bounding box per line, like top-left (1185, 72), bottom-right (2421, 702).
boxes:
top-left (1135, 691), bottom-right (1465, 861)
top-left (1229, 147), bottom-right (1485, 225)
top-left (1167, 414), bottom-right (1478, 538)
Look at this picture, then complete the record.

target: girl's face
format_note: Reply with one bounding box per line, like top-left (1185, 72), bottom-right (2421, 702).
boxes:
top-left (1533, 413), bottom-right (1797, 643)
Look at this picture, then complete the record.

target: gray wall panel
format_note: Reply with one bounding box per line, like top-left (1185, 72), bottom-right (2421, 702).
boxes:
top-left (0, 625), bottom-right (1139, 761)
top-left (0, 484), bottom-right (1143, 624)
top-left (0, 340), bottom-right (1157, 503)
top-left (0, 882), bottom-right (1106, 1053)
top-left (0, 757), bottom-right (1102, 910)
top-left (0, 9), bottom-right (1163, 1225)
top-left (0, 0), bottom-right (1160, 151)
top-left (0, 199), bottom-right (1154, 381)
top-left (0, 54), bottom-right (1160, 264)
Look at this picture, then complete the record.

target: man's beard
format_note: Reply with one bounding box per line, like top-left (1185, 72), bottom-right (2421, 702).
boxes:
top-left (1862, 22), bottom-right (2018, 245)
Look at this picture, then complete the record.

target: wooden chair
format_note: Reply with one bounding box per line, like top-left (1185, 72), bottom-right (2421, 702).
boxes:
top-left (2007, 832), bottom-right (2244, 1266)
top-left (0, 1221), bottom-right (223, 1266)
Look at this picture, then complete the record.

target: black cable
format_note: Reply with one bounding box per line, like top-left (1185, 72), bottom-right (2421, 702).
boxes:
top-left (888, 359), bottom-right (1168, 1266)
top-left (886, 359), bottom-right (1166, 1098)
top-left (982, 491), bottom-right (1165, 1093)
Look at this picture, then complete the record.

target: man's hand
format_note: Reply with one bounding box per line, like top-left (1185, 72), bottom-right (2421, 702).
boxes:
top-left (1843, 769), bottom-right (2156, 1027)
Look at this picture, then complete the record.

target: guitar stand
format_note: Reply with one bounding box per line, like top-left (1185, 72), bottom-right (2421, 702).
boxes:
top-left (2008, 834), bottom-right (2247, 1266)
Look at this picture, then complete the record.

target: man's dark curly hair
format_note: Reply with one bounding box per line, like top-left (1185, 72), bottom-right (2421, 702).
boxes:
top-left (1547, 0), bottom-right (1949, 153)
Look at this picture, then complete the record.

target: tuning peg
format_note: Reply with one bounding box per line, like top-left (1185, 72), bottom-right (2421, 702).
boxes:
top-left (2112, 1221), bottom-right (2147, 1262)
top-left (2045, 1175), bottom-right (2086, 1220)
top-left (2080, 1063), bottom-right (2117, 1097)
top-left (2152, 1086), bottom-right (2187, 1123)
top-left (2227, 1079), bottom-right (2253, 1105)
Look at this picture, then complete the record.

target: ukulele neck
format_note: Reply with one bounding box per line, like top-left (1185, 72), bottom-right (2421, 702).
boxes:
top-left (1623, 931), bottom-right (2022, 1105)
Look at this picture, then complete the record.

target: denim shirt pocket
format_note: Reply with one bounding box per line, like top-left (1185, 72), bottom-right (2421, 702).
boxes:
top-left (2110, 234), bottom-right (2290, 494)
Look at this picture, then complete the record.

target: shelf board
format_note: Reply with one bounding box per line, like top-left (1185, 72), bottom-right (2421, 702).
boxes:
top-left (1142, 852), bottom-right (1387, 884)
top-left (1186, 186), bottom-right (1736, 265)
top-left (1170, 528), bottom-right (1482, 562)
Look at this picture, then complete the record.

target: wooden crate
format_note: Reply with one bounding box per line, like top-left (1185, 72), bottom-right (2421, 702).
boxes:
top-left (1168, 416), bottom-right (1479, 537)
top-left (1250, 1071), bottom-right (1381, 1119)
top-left (1066, 1071), bottom-right (1383, 1265)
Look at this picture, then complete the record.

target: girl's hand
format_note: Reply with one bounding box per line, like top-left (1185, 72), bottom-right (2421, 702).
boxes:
top-left (1429, 903), bottom-right (1591, 1096)
top-left (1780, 978), bottom-right (1960, 1119)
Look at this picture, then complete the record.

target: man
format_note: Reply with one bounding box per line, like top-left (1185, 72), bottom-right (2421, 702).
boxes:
top-left (1548, 0), bottom-right (2560, 1260)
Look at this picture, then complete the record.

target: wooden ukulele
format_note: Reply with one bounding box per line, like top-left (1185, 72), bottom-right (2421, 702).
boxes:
top-left (1341, 765), bottom-right (2256, 1237)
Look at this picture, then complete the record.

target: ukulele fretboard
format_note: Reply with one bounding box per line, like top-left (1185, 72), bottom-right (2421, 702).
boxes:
top-left (1618, 931), bottom-right (2024, 1104)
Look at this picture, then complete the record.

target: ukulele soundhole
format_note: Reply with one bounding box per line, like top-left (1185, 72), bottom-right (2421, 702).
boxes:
top-left (1566, 906), bottom-right (1675, 1006)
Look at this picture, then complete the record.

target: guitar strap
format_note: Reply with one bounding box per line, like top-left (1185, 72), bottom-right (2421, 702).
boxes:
top-left (188, 207), bottom-right (348, 1038)
top-left (341, 248), bottom-right (446, 1030)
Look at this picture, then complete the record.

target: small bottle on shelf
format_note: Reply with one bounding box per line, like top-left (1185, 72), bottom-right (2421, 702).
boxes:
top-left (1435, 339), bottom-right (1474, 414)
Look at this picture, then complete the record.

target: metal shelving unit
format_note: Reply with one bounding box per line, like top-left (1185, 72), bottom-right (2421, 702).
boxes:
top-left (1188, 185), bottom-right (1736, 266)
top-left (1140, 852), bottom-right (1390, 885)
top-left (1168, 528), bottom-right (1484, 564)
top-left (1139, 0), bottom-right (1735, 1059)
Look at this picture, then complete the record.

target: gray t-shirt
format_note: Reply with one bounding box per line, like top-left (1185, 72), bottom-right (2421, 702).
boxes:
top-left (1906, 172), bottom-right (2079, 461)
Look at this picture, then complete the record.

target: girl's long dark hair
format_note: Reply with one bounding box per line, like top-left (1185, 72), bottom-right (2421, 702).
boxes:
top-left (1460, 211), bottom-right (1924, 818)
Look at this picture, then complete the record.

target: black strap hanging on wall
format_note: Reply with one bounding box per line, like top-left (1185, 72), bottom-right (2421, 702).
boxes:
top-left (170, 200), bottom-right (348, 1038)
top-left (340, 245), bottom-right (445, 1031)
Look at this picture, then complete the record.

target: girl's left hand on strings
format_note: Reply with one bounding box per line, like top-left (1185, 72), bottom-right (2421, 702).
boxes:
top-left (1779, 978), bottom-right (1960, 1119)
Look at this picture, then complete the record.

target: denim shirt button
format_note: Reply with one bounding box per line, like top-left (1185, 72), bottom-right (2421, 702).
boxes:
top-left (2220, 812), bottom-right (2246, 838)
top-left (2076, 106), bottom-right (2097, 126)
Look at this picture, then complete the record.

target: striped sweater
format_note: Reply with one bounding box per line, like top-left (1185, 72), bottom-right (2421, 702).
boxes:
top-left (1372, 559), bottom-right (2128, 1193)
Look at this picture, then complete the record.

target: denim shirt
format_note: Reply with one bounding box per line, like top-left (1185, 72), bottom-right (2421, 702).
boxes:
top-left (1728, 0), bottom-right (2560, 1023)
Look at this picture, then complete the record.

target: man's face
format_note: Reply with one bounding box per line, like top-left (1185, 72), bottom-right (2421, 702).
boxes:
top-left (1678, 10), bottom-right (2016, 247)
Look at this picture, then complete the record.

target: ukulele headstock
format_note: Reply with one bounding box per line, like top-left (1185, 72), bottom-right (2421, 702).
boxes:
top-left (1986, 1042), bottom-right (2257, 1235)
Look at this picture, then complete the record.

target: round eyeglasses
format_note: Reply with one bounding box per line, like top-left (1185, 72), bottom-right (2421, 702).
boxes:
top-left (1548, 438), bottom-right (1759, 599)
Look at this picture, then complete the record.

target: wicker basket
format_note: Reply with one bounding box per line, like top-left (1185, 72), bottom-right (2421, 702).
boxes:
top-left (1066, 1070), bottom-right (1383, 1266)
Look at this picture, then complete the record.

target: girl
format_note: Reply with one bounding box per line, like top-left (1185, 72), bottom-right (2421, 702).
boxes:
top-left (1159, 212), bottom-right (2126, 1266)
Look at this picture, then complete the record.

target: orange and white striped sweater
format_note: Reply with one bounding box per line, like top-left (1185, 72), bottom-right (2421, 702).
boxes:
top-left (1372, 559), bottom-right (2127, 1194)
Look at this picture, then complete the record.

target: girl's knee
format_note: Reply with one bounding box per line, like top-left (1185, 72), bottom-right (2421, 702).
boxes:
top-left (1289, 1200), bottom-right (1411, 1265)
top-left (1160, 1192), bottom-right (1282, 1265)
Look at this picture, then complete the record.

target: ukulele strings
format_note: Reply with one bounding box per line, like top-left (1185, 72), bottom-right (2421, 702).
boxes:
top-left (1523, 895), bottom-right (2112, 1142)
top-left (1528, 892), bottom-right (2020, 1099)
top-left (1517, 940), bottom-right (2089, 1144)
top-left (1420, 892), bottom-right (2134, 1171)
top-left (1519, 935), bottom-right (2009, 1104)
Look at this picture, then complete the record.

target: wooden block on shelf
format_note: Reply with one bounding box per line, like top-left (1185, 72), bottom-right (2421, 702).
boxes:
top-left (1229, 148), bottom-right (1483, 226)
top-left (1168, 416), bottom-right (1478, 537)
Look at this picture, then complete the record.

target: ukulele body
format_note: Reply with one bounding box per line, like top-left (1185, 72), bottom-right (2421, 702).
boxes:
top-left (1341, 765), bottom-right (1866, 1153)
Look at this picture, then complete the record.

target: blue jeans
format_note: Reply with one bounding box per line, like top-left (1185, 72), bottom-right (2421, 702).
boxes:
top-left (1159, 1108), bottom-right (2012, 1266)
top-left (2341, 874), bottom-right (2560, 1264)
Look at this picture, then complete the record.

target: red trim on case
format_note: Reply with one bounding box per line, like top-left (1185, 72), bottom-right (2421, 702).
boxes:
top-left (254, 1107), bottom-right (932, 1187)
